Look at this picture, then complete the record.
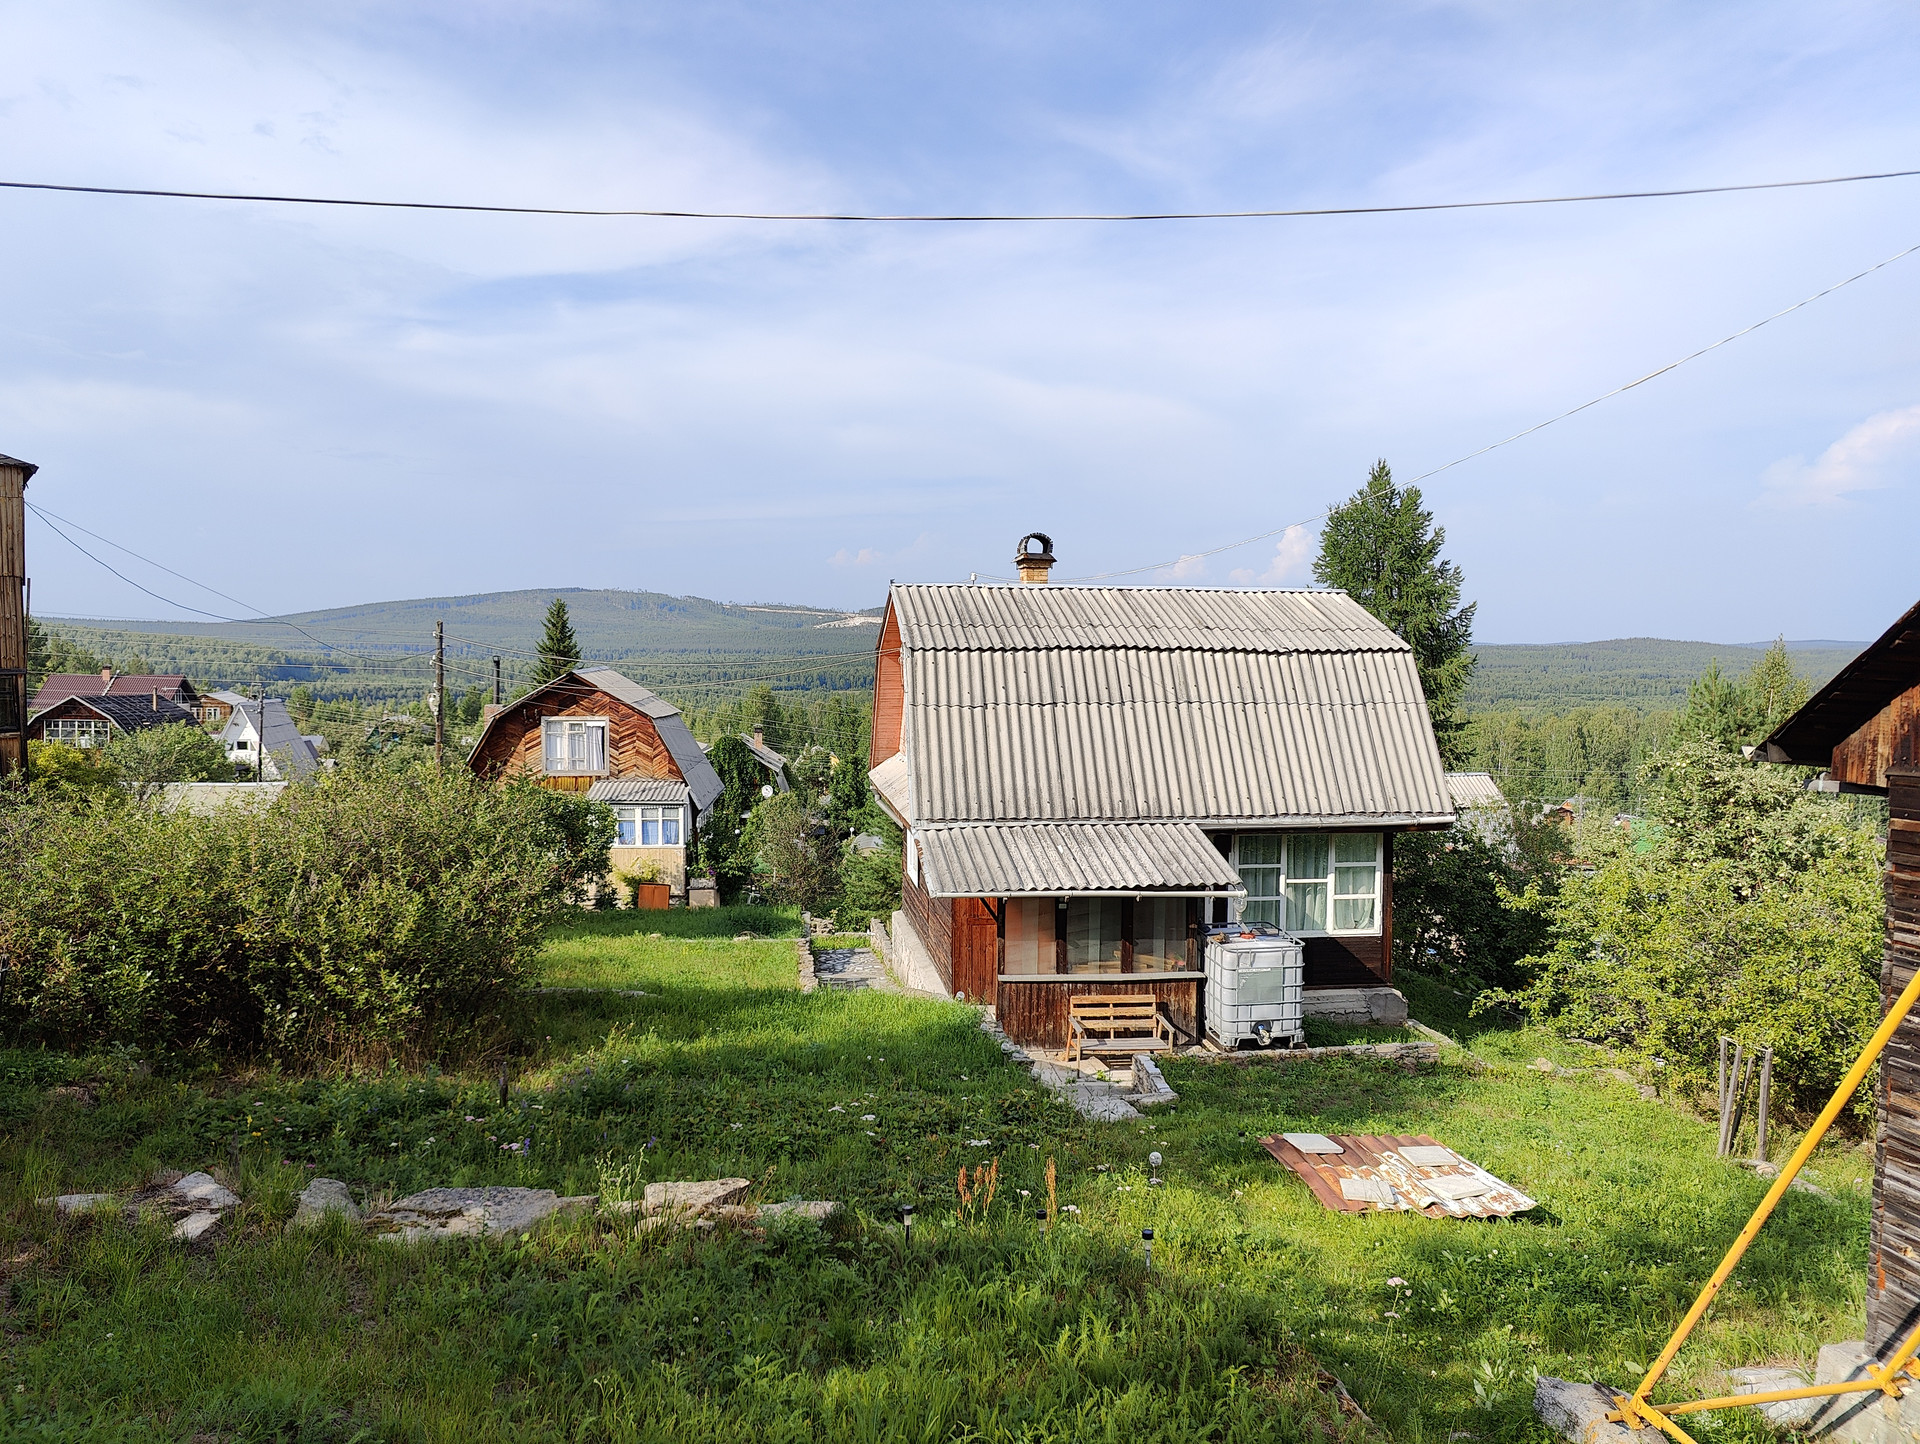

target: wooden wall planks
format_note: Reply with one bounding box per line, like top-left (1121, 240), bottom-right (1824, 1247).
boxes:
top-left (1871, 767), bottom-right (1920, 1354)
top-left (996, 977), bottom-right (1201, 1050)
top-left (1834, 686), bottom-right (1920, 791)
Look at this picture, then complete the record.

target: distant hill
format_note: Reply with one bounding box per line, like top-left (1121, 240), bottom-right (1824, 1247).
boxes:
top-left (44, 587), bottom-right (886, 709)
top-left (1464, 637), bottom-right (1863, 713)
top-left (45, 588), bottom-right (1865, 717)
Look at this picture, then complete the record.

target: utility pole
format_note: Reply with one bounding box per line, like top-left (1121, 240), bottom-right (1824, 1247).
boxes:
top-left (434, 621), bottom-right (445, 769)
top-left (493, 656), bottom-right (502, 707)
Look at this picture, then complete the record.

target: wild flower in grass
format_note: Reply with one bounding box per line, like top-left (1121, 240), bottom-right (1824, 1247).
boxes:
top-left (861, 1114), bottom-right (876, 1122)
top-left (828, 1105), bottom-right (844, 1113)
top-left (1386, 1277), bottom-right (1407, 1287)
top-left (967, 1139), bottom-right (991, 1147)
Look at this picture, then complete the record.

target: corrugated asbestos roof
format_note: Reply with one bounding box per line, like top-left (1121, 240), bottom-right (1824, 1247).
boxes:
top-left (1445, 772), bottom-right (1506, 809)
top-left (587, 777), bottom-right (692, 805)
top-left (903, 644), bottom-right (1452, 823)
top-left (889, 584), bottom-right (1408, 654)
top-left (915, 822), bottom-right (1245, 897)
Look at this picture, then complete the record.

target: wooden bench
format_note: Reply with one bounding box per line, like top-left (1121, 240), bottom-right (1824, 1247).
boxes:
top-left (1066, 995), bottom-right (1175, 1063)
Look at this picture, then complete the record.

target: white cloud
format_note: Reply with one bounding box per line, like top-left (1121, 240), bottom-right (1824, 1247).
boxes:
top-left (1227, 524), bottom-right (1315, 587)
top-left (829, 547), bottom-right (883, 567)
top-left (1158, 553), bottom-right (1207, 580)
top-left (1761, 403), bottom-right (1920, 507)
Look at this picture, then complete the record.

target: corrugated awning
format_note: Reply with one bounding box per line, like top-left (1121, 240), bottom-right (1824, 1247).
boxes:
top-left (914, 821), bottom-right (1245, 898)
top-left (587, 777), bottom-right (691, 805)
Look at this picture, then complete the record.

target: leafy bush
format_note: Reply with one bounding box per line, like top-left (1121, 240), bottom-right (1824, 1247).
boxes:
top-left (0, 765), bottom-right (614, 1061)
top-left (102, 720), bottom-right (234, 794)
top-left (1392, 805), bottom-right (1565, 992)
top-left (1490, 739), bottom-right (1883, 1113)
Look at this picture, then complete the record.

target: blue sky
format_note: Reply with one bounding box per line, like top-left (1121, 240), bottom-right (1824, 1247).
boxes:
top-left (2, 1), bottom-right (1918, 642)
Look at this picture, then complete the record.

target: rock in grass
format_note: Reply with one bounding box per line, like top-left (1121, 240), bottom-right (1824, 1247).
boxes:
top-left (641, 1179), bottom-right (752, 1217)
top-left (1533, 1377), bottom-right (1632, 1443)
top-left (173, 1211), bottom-right (221, 1241)
top-left (40, 1192), bottom-right (118, 1214)
top-left (370, 1186), bottom-right (595, 1243)
top-left (756, 1200), bottom-right (838, 1223)
top-left (290, 1178), bottom-right (362, 1230)
top-left (170, 1172), bottom-right (241, 1210)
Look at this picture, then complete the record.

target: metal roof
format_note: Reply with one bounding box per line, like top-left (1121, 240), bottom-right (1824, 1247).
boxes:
top-left (1761, 602), bottom-right (1906, 766)
top-left (915, 821), bottom-right (1244, 897)
top-left (226, 697), bottom-right (320, 778)
top-left (901, 643), bottom-right (1453, 824)
top-left (1445, 772), bottom-right (1506, 809)
top-left (587, 777), bottom-right (692, 806)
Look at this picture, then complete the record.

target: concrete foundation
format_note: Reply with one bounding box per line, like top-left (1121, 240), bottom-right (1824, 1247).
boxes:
top-left (882, 911), bottom-right (952, 999)
top-left (1303, 985), bottom-right (1409, 1027)
top-left (1809, 1342), bottom-right (1920, 1442)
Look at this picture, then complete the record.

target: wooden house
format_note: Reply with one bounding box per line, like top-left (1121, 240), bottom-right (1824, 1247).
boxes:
top-left (1762, 599), bottom-right (1920, 1355)
top-left (468, 666), bottom-right (724, 902)
top-left (32, 669), bottom-right (202, 715)
top-left (27, 691), bottom-right (199, 748)
top-left (868, 549), bottom-right (1455, 1049)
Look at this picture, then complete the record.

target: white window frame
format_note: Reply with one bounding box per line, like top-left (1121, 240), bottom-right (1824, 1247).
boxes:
top-left (541, 716), bottom-right (610, 776)
top-left (44, 718), bottom-right (112, 749)
top-left (614, 804), bottom-right (685, 847)
top-left (1233, 831), bottom-right (1382, 937)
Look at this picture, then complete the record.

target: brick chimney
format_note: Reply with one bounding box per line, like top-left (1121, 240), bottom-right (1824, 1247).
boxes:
top-left (753, 727), bottom-right (765, 750)
top-left (101, 667), bottom-right (114, 686)
top-left (1015, 533), bottom-right (1056, 584)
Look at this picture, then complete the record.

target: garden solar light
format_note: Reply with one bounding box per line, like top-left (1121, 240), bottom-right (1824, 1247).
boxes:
top-left (1141, 1227), bottom-right (1154, 1269)
top-left (899, 1203), bottom-right (914, 1241)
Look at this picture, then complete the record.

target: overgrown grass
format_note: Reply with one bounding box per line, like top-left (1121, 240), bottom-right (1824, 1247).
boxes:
top-left (0, 917), bottom-right (1877, 1442)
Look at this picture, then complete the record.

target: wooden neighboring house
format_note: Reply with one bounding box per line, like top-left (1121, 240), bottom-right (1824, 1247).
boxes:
top-left (868, 560), bottom-right (1455, 1049)
top-left (32, 669), bottom-right (202, 715)
top-left (27, 691), bottom-right (198, 749)
top-left (1760, 598), bottom-right (1920, 1357)
top-left (467, 665), bottom-right (724, 902)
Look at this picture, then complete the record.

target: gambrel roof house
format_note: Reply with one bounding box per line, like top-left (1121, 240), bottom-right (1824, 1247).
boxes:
top-left (28, 691), bottom-right (199, 749)
top-left (31, 670), bottom-right (201, 714)
top-left (869, 565), bottom-right (1455, 1048)
top-left (468, 666), bottom-right (724, 903)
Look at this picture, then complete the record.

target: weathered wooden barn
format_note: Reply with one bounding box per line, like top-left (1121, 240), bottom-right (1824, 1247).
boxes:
top-left (868, 545), bottom-right (1456, 1049)
top-left (468, 665), bottom-right (724, 903)
top-left (1762, 599), bottom-right (1920, 1354)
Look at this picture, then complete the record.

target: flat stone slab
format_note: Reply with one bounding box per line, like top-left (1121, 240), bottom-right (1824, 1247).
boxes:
top-left (371, 1186), bottom-right (594, 1242)
top-left (1727, 1366), bottom-right (1821, 1427)
top-left (172, 1210), bottom-right (221, 1241)
top-left (41, 1192), bottom-right (118, 1214)
top-left (642, 1179), bottom-right (751, 1216)
top-left (290, 1178), bottom-right (362, 1230)
top-left (1534, 1378), bottom-right (1633, 1443)
top-left (170, 1172), bottom-right (241, 1210)
top-left (756, 1200), bottom-right (838, 1223)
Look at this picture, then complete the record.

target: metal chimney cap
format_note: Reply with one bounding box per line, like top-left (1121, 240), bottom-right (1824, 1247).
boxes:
top-left (1015, 532), bottom-right (1055, 564)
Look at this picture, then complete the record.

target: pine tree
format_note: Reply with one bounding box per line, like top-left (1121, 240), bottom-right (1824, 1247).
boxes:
top-left (1314, 460), bottom-right (1478, 765)
top-left (529, 597), bottom-right (581, 688)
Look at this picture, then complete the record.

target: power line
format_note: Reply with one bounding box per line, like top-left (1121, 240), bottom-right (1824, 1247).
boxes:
top-left (1047, 235), bottom-right (1920, 584)
top-left (1, 167), bottom-right (1914, 223)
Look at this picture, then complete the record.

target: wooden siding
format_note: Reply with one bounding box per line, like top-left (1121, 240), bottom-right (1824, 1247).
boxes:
top-left (996, 977), bottom-right (1201, 1050)
top-left (870, 604), bottom-right (904, 769)
top-left (901, 860), bottom-right (955, 994)
top-left (1871, 767), bottom-right (1920, 1352)
top-left (1305, 935), bottom-right (1389, 987)
top-left (1834, 682), bottom-right (1920, 791)
top-left (1, 461), bottom-right (23, 782)
top-left (469, 679), bottom-right (682, 787)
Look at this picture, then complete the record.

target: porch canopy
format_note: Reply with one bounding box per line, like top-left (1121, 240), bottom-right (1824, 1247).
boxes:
top-left (914, 820), bottom-right (1245, 899)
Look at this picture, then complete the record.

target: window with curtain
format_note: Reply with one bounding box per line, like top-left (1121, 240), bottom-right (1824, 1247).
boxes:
top-left (1235, 832), bottom-right (1381, 935)
top-left (541, 717), bottom-right (608, 775)
top-left (615, 805), bottom-right (684, 847)
top-left (1133, 898), bottom-right (1191, 969)
top-left (1065, 898), bottom-right (1123, 973)
top-left (1003, 898), bottom-right (1053, 975)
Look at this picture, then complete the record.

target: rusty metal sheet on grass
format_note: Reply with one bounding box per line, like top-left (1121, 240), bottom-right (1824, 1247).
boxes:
top-left (1261, 1133), bottom-right (1537, 1219)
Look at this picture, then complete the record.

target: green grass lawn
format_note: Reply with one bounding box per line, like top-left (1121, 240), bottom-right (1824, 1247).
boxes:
top-left (0, 914), bottom-right (1876, 1443)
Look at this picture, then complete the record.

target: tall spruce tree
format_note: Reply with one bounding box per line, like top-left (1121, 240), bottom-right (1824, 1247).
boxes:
top-left (529, 596), bottom-right (582, 687)
top-left (1315, 460), bottom-right (1478, 765)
